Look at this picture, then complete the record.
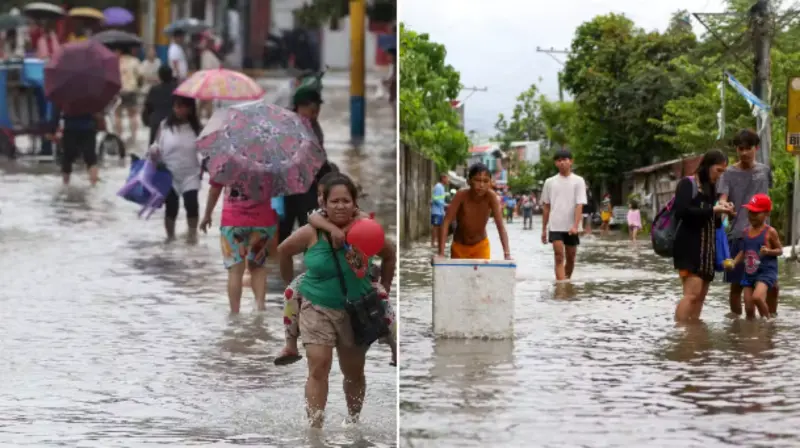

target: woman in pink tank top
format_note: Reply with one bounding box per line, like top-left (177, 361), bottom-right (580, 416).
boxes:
top-left (199, 180), bottom-right (278, 314)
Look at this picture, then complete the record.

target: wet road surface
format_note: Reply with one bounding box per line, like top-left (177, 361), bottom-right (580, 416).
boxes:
top-left (0, 78), bottom-right (397, 447)
top-left (400, 216), bottom-right (800, 448)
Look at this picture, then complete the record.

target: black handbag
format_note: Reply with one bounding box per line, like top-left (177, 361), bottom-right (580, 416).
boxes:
top-left (328, 236), bottom-right (389, 346)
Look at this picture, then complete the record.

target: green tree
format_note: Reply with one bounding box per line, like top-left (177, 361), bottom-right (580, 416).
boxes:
top-left (539, 99), bottom-right (576, 150)
top-left (399, 23), bottom-right (469, 171)
top-left (507, 160), bottom-right (537, 194)
top-left (561, 12), bottom-right (697, 195)
top-left (493, 84), bottom-right (546, 150)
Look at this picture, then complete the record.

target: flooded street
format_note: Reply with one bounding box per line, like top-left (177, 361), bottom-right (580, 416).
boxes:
top-left (0, 77), bottom-right (397, 447)
top-left (400, 217), bottom-right (800, 448)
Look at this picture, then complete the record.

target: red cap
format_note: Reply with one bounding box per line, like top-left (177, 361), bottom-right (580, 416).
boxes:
top-left (743, 193), bottom-right (772, 213)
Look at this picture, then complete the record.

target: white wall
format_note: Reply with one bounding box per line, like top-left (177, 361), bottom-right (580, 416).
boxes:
top-left (321, 16), bottom-right (379, 71)
top-left (271, 0), bottom-right (381, 71)
top-left (271, 0), bottom-right (302, 31)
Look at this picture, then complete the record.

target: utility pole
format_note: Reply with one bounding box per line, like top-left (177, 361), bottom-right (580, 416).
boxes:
top-left (751, 0), bottom-right (772, 165)
top-left (536, 47), bottom-right (570, 101)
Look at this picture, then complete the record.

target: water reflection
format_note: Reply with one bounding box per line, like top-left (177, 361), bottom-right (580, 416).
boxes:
top-left (400, 217), bottom-right (800, 447)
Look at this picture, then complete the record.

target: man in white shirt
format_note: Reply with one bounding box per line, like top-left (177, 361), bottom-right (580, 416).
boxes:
top-left (540, 149), bottom-right (587, 281)
top-left (167, 31), bottom-right (188, 80)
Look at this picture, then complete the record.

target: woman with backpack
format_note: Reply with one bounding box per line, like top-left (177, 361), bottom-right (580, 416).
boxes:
top-left (673, 149), bottom-right (735, 322)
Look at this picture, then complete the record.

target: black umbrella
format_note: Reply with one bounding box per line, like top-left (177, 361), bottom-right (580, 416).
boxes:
top-left (164, 18), bottom-right (209, 35)
top-left (92, 30), bottom-right (142, 46)
top-left (22, 2), bottom-right (64, 20)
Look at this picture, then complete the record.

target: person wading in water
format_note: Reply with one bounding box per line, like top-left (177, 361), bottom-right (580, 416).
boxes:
top-left (437, 163), bottom-right (511, 260)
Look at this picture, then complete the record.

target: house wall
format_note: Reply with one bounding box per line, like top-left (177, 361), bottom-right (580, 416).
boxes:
top-left (270, 0), bottom-right (386, 71)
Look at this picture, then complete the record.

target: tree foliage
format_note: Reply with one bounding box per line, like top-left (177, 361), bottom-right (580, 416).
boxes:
top-left (561, 12), bottom-right (698, 191)
top-left (399, 23), bottom-right (469, 171)
top-left (493, 84), bottom-right (546, 150)
top-left (493, 83), bottom-right (575, 186)
top-left (493, 0), bottom-right (798, 237)
top-left (507, 160), bottom-right (537, 194)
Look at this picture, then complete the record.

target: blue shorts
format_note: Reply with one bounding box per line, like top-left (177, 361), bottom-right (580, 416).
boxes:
top-left (724, 238), bottom-right (745, 285)
top-left (431, 214), bottom-right (444, 226)
top-left (741, 273), bottom-right (777, 290)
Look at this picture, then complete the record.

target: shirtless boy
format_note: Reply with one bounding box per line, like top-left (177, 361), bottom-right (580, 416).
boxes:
top-left (438, 163), bottom-right (511, 260)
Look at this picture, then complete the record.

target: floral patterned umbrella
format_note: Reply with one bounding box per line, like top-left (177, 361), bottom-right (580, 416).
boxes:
top-left (174, 68), bottom-right (265, 101)
top-left (196, 100), bottom-right (326, 201)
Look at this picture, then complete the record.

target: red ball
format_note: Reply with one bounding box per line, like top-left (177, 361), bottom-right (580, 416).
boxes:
top-left (346, 218), bottom-right (385, 257)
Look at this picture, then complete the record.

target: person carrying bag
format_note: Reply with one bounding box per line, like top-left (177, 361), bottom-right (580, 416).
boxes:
top-left (329, 237), bottom-right (390, 347)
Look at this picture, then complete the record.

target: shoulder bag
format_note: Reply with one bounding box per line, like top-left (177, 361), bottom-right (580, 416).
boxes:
top-left (328, 236), bottom-right (389, 346)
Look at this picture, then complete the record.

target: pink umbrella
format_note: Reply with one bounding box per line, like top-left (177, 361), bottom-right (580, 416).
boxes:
top-left (173, 68), bottom-right (265, 101)
top-left (196, 100), bottom-right (325, 201)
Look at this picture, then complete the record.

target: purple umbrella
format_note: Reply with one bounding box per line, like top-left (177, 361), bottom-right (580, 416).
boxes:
top-left (44, 40), bottom-right (121, 116)
top-left (103, 7), bottom-right (133, 26)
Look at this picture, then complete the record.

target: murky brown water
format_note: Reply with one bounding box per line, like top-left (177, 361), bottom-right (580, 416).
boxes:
top-left (0, 79), bottom-right (397, 447)
top-left (400, 217), bottom-right (800, 447)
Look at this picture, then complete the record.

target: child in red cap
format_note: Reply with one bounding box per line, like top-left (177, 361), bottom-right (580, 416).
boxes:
top-left (726, 193), bottom-right (782, 318)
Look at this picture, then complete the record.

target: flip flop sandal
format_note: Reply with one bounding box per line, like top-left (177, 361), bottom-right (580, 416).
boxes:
top-left (274, 352), bottom-right (302, 366)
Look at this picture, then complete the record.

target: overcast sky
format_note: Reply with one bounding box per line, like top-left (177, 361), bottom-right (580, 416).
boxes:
top-left (400, 0), bottom-right (728, 137)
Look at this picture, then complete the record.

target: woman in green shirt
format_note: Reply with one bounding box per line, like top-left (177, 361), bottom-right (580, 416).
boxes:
top-left (277, 173), bottom-right (396, 429)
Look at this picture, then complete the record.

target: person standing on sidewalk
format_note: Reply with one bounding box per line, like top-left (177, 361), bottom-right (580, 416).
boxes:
top-left (541, 149), bottom-right (587, 281)
top-left (430, 173), bottom-right (448, 247)
top-left (718, 129), bottom-right (778, 316)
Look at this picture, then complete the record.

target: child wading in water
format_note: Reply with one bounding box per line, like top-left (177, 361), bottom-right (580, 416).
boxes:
top-left (726, 193), bottom-right (781, 319)
top-left (600, 195), bottom-right (612, 236)
top-left (627, 200), bottom-right (642, 242)
top-left (438, 163), bottom-right (511, 260)
top-left (275, 171), bottom-right (397, 366)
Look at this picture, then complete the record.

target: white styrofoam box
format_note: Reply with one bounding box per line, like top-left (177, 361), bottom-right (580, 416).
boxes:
top-left (432, 259), bottom-right (517, 339)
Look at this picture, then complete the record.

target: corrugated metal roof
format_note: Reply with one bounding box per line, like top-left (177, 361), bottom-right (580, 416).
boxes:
top-left (627, 155), bottom-right (701, 175)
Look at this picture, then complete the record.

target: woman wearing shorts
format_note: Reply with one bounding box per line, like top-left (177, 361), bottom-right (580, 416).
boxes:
top-left (278, 173), bottom-right (397, 428)
top-left (115, 48), bottom-right (141, 142)
top-left (673, 149), bottom-right (735, 322)
top-left (199, 178), bottom-right (278, 314)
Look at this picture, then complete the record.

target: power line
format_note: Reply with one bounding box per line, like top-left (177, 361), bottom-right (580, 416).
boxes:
top-left (459, 86), bottom-right (487, 103)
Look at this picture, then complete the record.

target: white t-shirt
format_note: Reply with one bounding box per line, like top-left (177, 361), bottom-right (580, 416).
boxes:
top-left (167, 42), bottom-right (188, 80)
top-left (541, 173), bottom-right (587, 232)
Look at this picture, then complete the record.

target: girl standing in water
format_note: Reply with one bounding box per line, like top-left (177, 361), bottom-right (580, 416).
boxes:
top-left (673, 149), bottom-right (735, 322)
top-left (627, 200), bottom-right (642, 243)
top-left (600, 195), bottom-right (612, 236)
top-left (148, 95), bottom-right (203, 242)
top-left (727, 193), bottom-right (781, 319)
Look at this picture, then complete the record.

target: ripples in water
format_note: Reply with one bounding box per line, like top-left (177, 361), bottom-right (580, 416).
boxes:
top-left (400, 219), bottom-right (800, 447)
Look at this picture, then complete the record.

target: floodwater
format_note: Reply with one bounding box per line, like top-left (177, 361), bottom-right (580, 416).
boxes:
top-left (0, 77), bottom-right (397, 447)
top-left (400, 217), bottom-right (800, 448)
